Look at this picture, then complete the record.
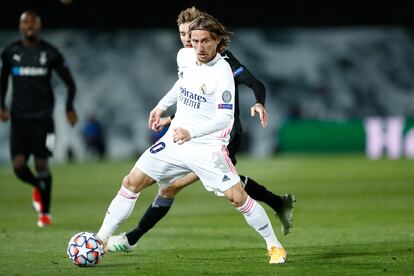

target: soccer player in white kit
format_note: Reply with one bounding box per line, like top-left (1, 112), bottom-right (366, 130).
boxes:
top-left (95, 14), bottom-right (287, 264)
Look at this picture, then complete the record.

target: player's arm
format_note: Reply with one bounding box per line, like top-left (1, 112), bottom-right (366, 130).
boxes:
top-left (150, 81), bottom-right (179, 130)
top-left (0, 51), bottom-right (11, 121)
top-left (228, 51), bottom-right (267, 127)
top-left (157, 81), bottom-right (179, 111)
top-left (151, 48), bottom-right (192, 131)
top-left (52, 51), bottom-right (77, 126)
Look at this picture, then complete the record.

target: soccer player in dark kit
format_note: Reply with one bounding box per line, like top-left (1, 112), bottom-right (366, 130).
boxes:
top-left (108, 7), bottom-right (296, 253)
top-left (0, 10), bottom-right (78, 227)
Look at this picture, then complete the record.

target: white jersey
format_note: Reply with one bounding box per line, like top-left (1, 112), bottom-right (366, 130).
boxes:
top-left (157, 48), bottom-right (235, 146)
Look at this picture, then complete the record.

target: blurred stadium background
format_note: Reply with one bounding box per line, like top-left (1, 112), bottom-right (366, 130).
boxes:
top-left (1, 0), bottom-right (413, 162)
top-left (1, 1), bottom-right (414, 274)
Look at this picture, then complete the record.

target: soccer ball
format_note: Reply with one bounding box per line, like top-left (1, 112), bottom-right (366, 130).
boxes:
top-left (67, 231), bottom-right (104, 267)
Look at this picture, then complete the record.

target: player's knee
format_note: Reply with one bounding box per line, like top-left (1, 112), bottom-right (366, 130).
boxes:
top-left (230, 197), bottom-right (245, 208)
top-left (12, 160), bottom-right (28, 179)
top-left (12, 165), bottom-right (36, 185)
top-left (122, 171), bottom-right (153, 193)
top-left (225, 185), bottom-right (247, 208)
top-left (225, 193), bottom-right (244, 207)
top-left (159, 185), bottom-right (180, 198)
top-left (12, 155), bottom-right (26, 170)
top-left (34, 159), bottom-right (48, 173)
top-left (13, 166), bottom-right (25, 178)
top-left (122, 175), bottom-right (133, 189)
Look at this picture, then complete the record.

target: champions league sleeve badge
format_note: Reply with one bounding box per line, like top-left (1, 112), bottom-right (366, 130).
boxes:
top-left (218, 90), bottom-right (233, 110)
top-left (222, 90), bottom-right (232, 103)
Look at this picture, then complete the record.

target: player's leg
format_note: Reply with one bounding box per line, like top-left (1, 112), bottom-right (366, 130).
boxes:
top-left (191, 144), bottom-right (286, 263)
top-left (34, 157), bottom-right (51, 215)
top-left (11, 154), bottom-right (37, 186)
top-left (29, 119), bottom-right (55, 226)
top-left (108, 191), bottom-right (175, 252)
top-left (106, 132), bottom-right (195, 246)
top-left (227, 130), bottom-right (284, 212)
top-left (228, 132), bottom-right (295, 235)
top-left (96, 166), bottom-right (156, 243)
top-left (10, 121), bottom-right (38, 187)
top-left (242, 175), bottom-right (296, 235)
top-left (11, 154), bottom-right (46, 218)
top-left (33, 157), bottom-right (53, 227)
top-left (223, 183), bottom-right (287, 264)
top-left (122, 172), bottom-right (199, 248)
top-left (240, 175), bottom-right (282, 212)
top-left (10, 121), bottom-right (46, 220)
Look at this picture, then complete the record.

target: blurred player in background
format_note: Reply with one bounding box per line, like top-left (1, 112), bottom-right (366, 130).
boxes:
top-left (0, 10), bottom-right (78, 227)
top-left (97, 14), bottom-right (288, 264)
top-left (82, 115), bottom-right (106, 159)
top-left (108, 6), bottom-right (295, 253)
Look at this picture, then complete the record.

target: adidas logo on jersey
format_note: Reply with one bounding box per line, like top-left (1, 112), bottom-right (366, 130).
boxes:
top-left (222, 175), bottom-right (230, 182)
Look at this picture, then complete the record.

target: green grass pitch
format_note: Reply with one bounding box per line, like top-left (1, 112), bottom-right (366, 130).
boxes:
top-left (0, 154), bottom-right (413, 275)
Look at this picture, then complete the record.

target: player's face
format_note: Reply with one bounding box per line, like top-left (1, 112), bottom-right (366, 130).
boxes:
top-left (179, 23), bottom-right (192, 48)
top-left (19, 13), bottom-right (41, 40)
top-left (191, 30), bottom-right (220, 64)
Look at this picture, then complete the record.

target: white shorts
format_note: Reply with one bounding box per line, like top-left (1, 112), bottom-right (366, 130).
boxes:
top-left (135, 131), bottom-right (240, 196)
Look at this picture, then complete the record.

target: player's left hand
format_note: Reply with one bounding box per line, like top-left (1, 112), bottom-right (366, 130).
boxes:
top-left (66, 110), bottom-right (78, 126)
top-left (250, 103), bottom-right (268, 127)
top-left (173, 127), bottom-right (191, 145)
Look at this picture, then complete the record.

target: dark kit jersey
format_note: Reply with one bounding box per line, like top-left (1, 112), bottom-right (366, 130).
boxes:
top-left (222, 50), bottom-right (266, 136)
top-left (1, 39), bottom-right (75, 120)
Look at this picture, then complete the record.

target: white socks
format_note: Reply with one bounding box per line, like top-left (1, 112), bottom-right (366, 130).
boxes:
top-left (96, 185), bottom-right (139, 242)
top-left (237, 196), bottom-right (282, 249)
top-left (96, 186), bottom-right (281, 251)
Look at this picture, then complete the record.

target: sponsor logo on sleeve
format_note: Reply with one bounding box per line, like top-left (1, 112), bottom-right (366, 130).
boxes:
top-left (233, 66), bottom-right (245, 77)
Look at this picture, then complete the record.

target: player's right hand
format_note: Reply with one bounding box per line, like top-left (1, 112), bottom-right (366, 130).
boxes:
top-left (0, 108), bottom-right (10, 122)
top-left (66, 110), bottom-right (78, 126)
top-left (148, 107), bottom-right (164, 130)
